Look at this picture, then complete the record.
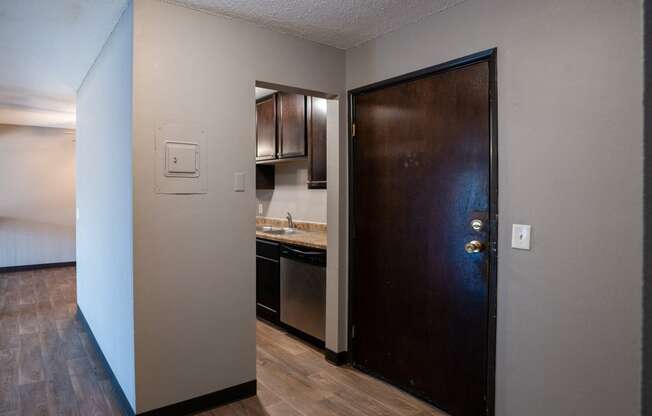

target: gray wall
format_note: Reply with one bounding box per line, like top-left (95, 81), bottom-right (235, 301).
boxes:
top-left (644, 0), bottom-right (652, 413)
top-left (131, 0), bottom-right (345, 411)
top-left (0, 125), bottom-right (75, 267)
top-left (76, 3), bottom-right (135, 410)
top-left (346, 0), bottom-right (643, 415)
top-left (256, 160), bottom-right (327, 223)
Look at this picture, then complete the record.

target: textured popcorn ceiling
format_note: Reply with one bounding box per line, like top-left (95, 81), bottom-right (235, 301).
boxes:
top-left (169, 0), bottom-right (468, 49)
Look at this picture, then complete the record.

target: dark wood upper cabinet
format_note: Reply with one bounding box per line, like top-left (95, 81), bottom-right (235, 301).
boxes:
top-left (256, 94), bottom-right (277, 162)
top-left (256, 164), bottom-right (275, 190)
top-left (255, 92), bottom-right (325, 189)
top-left (277, 92), bottom-right (307, 159)
top-left (307, 97), bottom-right (327, 189)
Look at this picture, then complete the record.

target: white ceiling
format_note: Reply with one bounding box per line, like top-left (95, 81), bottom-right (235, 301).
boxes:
top-left (0, 0), bottom-right (464, 128)
top-left (0, 0), bottom-right (128, 128)
top-left (169, 0), bottom-right (467, 50)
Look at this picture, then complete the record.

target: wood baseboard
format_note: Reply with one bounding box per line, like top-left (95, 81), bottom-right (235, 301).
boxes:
top-left (77, 305), bottom-right (136, 416)
top-left (0, 261), bottom-right (76, 273)
top-left (325, 349), bottom-right (349, 366)
top-left (138, 380), bottom-right (256, 416)
top-left (78, 305), bottom-right (257, 416)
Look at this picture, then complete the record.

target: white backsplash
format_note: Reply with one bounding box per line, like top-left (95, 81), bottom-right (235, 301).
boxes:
top-left (256, 159), bottom-right (327, 223)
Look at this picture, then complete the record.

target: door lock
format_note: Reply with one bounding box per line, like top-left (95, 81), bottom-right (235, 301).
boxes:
top-left (470, 219), bottom-right (484, 231)
top-left (464, 240), bottom-right (485, 254)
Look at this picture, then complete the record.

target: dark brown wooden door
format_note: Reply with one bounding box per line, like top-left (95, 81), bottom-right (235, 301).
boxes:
top-left (352, 61), bottom-right (492, 416)
top-left (307, 96), bottom-right (327, 189)
top-left (256, 94), bottom-right (277, 161)
top-left (278, 92), bottom-right (306, 159)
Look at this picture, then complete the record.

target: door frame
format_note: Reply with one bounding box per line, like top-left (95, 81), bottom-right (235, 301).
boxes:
top-left (347, 48), bottom-right (498, 416)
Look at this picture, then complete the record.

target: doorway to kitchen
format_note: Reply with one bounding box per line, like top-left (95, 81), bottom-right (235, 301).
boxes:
top-left (253, 81), bottom-right (335, 409)
top-left (348, 49), bottom-right (498, 416)
top-left (253, 82), bottom-right (331, 349)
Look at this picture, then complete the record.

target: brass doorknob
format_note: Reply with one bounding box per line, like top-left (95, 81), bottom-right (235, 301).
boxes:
top-left (465, 240), bottom-right (485, 254)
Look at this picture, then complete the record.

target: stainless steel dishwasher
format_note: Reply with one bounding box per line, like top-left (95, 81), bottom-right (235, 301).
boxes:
top-left (280, 244), bottom-right (326, 342)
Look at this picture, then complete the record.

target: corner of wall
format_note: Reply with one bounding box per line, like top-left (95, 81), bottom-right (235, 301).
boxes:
top-left (75, 1), bottom-right (136, 411)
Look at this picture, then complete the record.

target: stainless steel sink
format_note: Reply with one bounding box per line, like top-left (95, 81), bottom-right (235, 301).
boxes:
top-left (257, 226), bottom-right (300, 235)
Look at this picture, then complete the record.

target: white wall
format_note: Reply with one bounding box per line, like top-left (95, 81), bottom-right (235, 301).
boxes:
top-left (324, 100), bottom-right (348, 353)
top-left (346, 0), bottom-right (643, 415)
top-left (76, 2), bottom-right (135, 410)
top-left (256, 160), bottom-right (327, 223)
top-left (131, 0), bottom-right (345, 412)
top-left (0, 125), bottom-right (75, 267)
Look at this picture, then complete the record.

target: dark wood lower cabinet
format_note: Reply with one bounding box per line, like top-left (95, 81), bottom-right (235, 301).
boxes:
top-left (256, 239), bottom-right (280, 322)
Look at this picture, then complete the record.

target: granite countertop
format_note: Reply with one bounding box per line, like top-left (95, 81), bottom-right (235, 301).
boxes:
top-left (255, 217), bottom-right (327, 250)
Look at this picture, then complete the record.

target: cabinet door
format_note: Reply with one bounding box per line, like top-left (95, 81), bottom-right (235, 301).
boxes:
top-left (256, 256), bottom-right (280, 320)
top-left (255, 165), bottom-right (275, 190)
top-left (278, 92), bottom-right (307, 159)
top-left (307, 97), bottom-right (327, 189)
top-left (256, 95), bottom-right (277, 161)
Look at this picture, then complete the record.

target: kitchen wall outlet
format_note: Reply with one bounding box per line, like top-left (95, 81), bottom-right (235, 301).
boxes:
top-left (512, 224), bottom-right (531, 250)
top-left (233, 172), bottom-right (246, 192)
top-left (258, 203), bottom-right (263, 215)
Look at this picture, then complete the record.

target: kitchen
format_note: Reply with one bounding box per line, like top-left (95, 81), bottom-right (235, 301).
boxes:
top-left (254, 85), bottom-right (330, 352)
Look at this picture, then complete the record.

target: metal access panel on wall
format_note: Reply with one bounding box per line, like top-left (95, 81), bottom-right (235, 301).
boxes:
top-left (156, 123), bottom-right (207, 194)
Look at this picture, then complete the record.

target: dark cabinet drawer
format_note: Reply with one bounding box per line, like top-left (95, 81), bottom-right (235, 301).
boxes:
top-left (256, 239), bottom-right (279, 260)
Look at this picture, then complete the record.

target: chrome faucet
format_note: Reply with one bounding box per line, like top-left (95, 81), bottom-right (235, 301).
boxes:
top-left (286, 212), bottom-right (294, 229)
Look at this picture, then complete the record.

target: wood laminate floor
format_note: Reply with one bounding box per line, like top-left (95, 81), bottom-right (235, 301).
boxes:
top-left (209, 322), bottom-right (448, 416)
top-left (0, 266), bottom-right (123, 416)
top-left (1, 267), bottom-right (446, 416)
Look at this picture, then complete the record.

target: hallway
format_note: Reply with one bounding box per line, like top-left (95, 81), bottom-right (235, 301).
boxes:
top-left (224, 321), bottom-right (446, 416)
top-left (0, 267), bottom-right (444, 415)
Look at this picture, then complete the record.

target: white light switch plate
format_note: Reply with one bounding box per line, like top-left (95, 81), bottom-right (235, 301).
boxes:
top-left (512, 224), bottom-right (531, 250)
top-left (234, 172), bottom-right (246, 192)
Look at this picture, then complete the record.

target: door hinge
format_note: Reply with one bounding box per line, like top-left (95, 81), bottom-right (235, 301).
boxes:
top-left (352, 123), bottom-right (356, 138)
